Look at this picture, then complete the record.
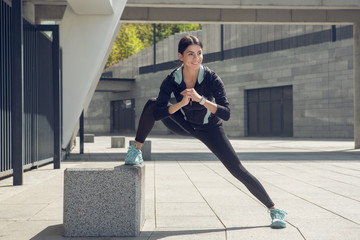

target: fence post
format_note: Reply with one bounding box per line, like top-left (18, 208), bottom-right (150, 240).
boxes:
top-left (35, 24), bottom-right (62, 168)
top-left (52, 25), bottom-right (61, 169)
top-left (354, 22), bottom-right (360, 149)
top-left (11, 0), bottom-right (24, 186)
top-left (153, 23), bottom-right (156, 72)
top-left (221, 24), bottom-right (224, 61)
top-left (80, 110), bottom-right (84, 154)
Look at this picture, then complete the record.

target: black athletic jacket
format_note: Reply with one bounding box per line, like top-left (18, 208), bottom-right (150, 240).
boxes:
top-left (153, 65), bottom-right (230, 128)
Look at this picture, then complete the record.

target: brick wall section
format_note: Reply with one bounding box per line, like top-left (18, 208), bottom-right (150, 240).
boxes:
top-left (214, 39), bottom-right (353, 138)
top-left (105, 24), bottom-right (336, 78)
top-left (85, 92), bottom-right (119, 133)
top-left (129, 38), bottom-right (353, 138)
top-left (94, 24), bottom-right (354, 138)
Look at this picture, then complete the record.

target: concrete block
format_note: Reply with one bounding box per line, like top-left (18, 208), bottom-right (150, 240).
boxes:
top-left (221, 9), bottom-right (256, 24)
top-left (63, 164), bottom-right (145, 237)
top-left (84, 134), bottom-right (94, 143)
top-left (111, 136), bottom-right (126, 148)
top-left (257, 9), bottom-right (292, 22)
top-left (130, 140), bottom-right (151, 161)
top-left (23, 2), bottom-right (35, 24)
top-left (292, 10), bottom-right (326, 22)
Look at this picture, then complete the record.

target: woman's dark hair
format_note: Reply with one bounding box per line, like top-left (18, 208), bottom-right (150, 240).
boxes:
top-left (178, 35), bottom-right (203, 55)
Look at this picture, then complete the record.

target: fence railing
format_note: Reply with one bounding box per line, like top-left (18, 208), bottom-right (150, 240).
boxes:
top-left (0, 0), bottom-right (13, 176)
top-left (1, 0), bottom-right (60, 181)
top-left (23, 20), bottom-right (55, 168)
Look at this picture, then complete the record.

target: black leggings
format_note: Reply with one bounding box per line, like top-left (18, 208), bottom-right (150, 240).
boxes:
top-left (135, 99), bottom-right (275, 209)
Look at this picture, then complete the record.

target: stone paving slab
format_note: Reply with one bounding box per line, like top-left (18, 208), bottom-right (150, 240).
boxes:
top-left (0, 136), bottom-right (359, 240)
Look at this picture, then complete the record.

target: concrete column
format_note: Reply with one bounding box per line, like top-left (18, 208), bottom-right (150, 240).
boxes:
top-left (60, 0), bottom-right (127, 148)
top-left (22, 2), bottom-right (35, 24)
top-left (354, 22), bottom-right (360, 149)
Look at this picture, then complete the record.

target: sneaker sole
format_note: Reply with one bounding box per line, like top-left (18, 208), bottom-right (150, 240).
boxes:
top-left (271, 220), bottom-right (286, 229)
top-left (124, 161), bottom-right (144, 165)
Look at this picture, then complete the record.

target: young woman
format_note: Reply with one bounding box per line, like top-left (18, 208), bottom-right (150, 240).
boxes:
top-left (125, 35), bottom-right (287, 228)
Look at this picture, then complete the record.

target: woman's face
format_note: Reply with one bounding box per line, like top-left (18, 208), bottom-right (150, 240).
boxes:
top-left (178, 44), bottom-right (203, 70)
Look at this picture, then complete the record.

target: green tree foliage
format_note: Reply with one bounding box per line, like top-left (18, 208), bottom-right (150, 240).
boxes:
top-left (106, 23), bottom-right (202, 68)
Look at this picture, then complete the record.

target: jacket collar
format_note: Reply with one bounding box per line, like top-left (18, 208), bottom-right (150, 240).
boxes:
top-left (174, 65), bottom-right (205, 85)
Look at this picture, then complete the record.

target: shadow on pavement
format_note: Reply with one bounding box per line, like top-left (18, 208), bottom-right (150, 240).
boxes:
top-left (66, 151), bottom-right (360, 162)
top-left (30, 224), bottom-right (64, 240)
top-left (145, 226), bottom-right (269, 239)
top-left (29, 224), bottom-right (270, 240)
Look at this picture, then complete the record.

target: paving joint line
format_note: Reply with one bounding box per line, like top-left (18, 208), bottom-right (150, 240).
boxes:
top-left (331, 165), bottom-right (360, 172)
top-left (286, 221), bottom-right (307, 240)
top-left (201, 161), bottom-right (307, 237)
top-left (144, 160), bottom-right (156, 240)
top-left (321, 168), bottom-right (360, 179)
top-left (176, 161), bottom-right (228, 240)
top-left (260, 142), bottom-right (358, 156)
top-left (277, 163), bottom-right (360, 187)
top-left (154, 161), bottom-right (158, 230)
top-left (276, 163), bottom-right (360, 203)
top-left (321, 175), bottom-right (360, 187)
top-left (260, 165), bottom-right (360, 226)
top-left (307, 184), bottom-right (360, 203)
top-left (201, 161), bottom-right (264, 207)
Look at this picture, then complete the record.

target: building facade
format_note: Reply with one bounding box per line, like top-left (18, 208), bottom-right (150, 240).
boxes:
top-left (3, 0), bottom-right (360, 185)
top-left (87, 24), bottom-right (354, 139)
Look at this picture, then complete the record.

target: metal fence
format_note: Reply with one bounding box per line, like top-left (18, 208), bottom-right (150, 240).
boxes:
top-left (23, 20), bottom-right (55, 167)
top-left (0, 0), bottom-right (12, 176)
top-left (1, 0), bottom-right (59, 179)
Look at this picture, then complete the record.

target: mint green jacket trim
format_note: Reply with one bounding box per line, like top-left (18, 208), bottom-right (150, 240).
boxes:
top-left (174, 64), bottom-right (207, 123)
top-left (174, 66), bottom-right (183, 85)
top-left (180, 108), bottom-right (187, 120)
top-left (174, 65), bottom-right (205, 85)
top-left (203, 109), bottom-right (212, 124)
top-left (197, 65), bottom-right (205, 84)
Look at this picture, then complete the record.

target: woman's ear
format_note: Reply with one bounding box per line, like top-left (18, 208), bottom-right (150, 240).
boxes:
top-left (178, 52), bottom-right (183, 62)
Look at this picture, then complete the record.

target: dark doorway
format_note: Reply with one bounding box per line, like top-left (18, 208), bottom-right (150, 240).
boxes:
top-left (111, 99), bottom-right (135, 134)
top-left (247, 86), bottom-right (293, 137)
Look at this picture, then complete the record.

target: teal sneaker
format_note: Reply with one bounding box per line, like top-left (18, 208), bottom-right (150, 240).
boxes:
top-left (269, 209), bottom-right (287, 229)
top-left (125, 145), bottom-right (143, 165)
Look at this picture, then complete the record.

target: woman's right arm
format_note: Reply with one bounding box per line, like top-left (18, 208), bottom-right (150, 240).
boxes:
top-left (168, 95), bottom-right (190, 114)
top-left (154, 75), bottom-right (187, 120)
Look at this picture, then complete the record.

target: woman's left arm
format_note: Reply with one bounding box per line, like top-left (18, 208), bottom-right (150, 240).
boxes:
top-left (202, 98), bottom-right (218, 114)
top-left (209, 73), bottom-right (231, 121)
top-left (180, 73), bottom-right (230, 120)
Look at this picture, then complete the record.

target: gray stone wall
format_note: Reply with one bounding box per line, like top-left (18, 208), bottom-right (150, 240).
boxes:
top-left (222, 25), bottom-right (331, 51)
top-left (84, 92), bottom-right (124, 133)
top-left (95, 24), bottom-right (354, 138)
top-left (209, 39), bottom-right (353, 138)
top-left (128, 38), bottom-right (354, 138)
top-left (104, 24), bottom-right (337, 78)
